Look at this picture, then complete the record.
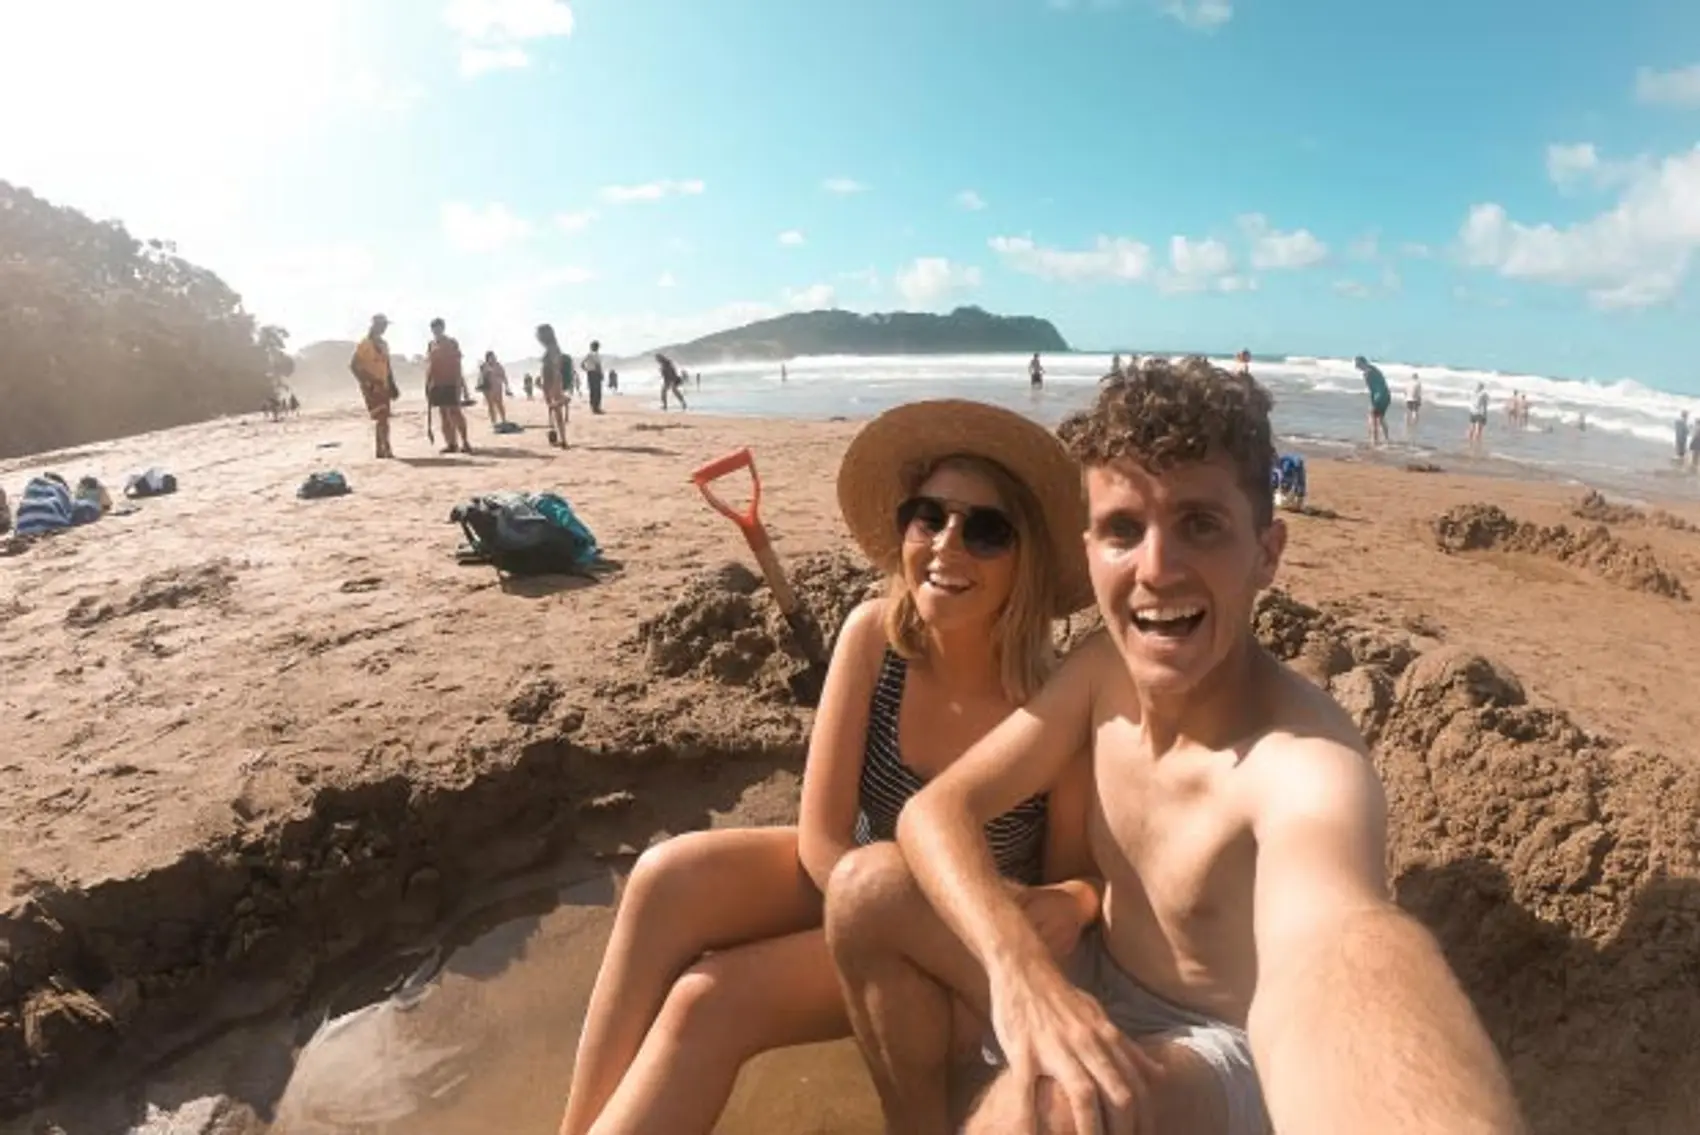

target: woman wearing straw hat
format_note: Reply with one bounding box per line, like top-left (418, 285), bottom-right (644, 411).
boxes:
top-left (558, 400), bottom-right (1102, 1135)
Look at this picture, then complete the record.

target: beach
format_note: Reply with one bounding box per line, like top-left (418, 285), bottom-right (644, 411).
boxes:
top-left (3, 384), bottom-right (1700, 1134)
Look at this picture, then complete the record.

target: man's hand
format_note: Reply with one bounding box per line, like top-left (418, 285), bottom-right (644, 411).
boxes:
top-left (990, 964), bottom-right (1161, 1135)
top-left (1018, 884), bottom-right (1094, 961)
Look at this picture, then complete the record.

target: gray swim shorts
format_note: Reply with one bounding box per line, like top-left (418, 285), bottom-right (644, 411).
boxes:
top-left (982, 928), bottom-right (1269, 1135)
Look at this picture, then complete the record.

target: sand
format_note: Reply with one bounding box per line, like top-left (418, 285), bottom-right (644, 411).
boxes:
top-left (2, 394), bottom-right (1699, 1133)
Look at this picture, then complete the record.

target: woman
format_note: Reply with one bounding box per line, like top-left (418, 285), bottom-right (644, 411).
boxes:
top-left (557, 400), bottom-right (1099, 1135)
top-left (478, 350), bottom-right (509, 427)
top-left (537, 324), bottom-right (570, 448)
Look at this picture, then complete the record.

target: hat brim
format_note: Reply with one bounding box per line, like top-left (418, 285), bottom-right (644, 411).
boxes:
top-left (836, 399), bottom-right (1093, 617)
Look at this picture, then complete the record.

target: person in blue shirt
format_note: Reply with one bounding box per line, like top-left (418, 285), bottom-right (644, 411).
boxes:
top-left (1354, 356), bottom-right (1392, 447)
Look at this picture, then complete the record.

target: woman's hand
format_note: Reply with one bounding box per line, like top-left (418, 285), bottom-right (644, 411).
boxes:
top-left (1018, 880), bottom-right (1099, 961)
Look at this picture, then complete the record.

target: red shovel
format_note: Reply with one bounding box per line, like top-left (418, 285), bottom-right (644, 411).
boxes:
top-left (691, 448), bottom-right (823, 667)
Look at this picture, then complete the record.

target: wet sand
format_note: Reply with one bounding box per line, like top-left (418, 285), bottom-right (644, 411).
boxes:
top-left (4, 390), bottom-right (1700, 1132)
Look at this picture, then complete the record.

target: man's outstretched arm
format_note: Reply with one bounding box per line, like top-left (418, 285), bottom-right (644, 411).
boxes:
top-left (1246, 738), bottom-right (1527, 1135)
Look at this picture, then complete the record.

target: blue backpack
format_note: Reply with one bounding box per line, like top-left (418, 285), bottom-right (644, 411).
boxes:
top-left (1271, 454), bottom-right (1307, 500)
top-left (451, 491), bottom-right (604, 576)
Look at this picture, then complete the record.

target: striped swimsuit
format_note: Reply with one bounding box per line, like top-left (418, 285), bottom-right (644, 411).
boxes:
top-left (853, 649), bottom-right (1048, 885)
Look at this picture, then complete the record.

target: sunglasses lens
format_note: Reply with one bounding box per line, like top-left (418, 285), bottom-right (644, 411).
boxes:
top-left (897, 497), bottom-right (948, 539)
top-left (962, 509), bottom-right (1016, 556)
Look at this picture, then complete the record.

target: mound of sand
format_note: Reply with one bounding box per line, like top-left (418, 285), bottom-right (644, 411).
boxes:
top-left (1574, 490), bottom-right (1700, 535)
top-left (1253, 589), bottom-right (1700, 1135)
top-left (1433, 503), bottom-right (1689, 600)
top-left (637, 552), bottom-right (883, 705)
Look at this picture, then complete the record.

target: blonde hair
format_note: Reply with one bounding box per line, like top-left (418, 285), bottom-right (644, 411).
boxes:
top-left (881, 454), bottom-right (1058, 703)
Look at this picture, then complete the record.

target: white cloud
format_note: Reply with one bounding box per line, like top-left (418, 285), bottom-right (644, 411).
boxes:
top-left (895, 257), bottom-right (982, 307)
top-left (1544, 142), bottom-right (1648, 193)
top-left (956, 189), bottom-right (988, 211)
top-left (822, 177), bottom-right (869, 195)
top-left (600, 179), bottom-right (706, 203)
top-left (989, 234), bottom-right (1153, 282)
top-left (538, 266), bottom-right (594, 286)
top-left (441, 202), bottom-right (532, 252)
top-left (784, 283), bottom-right (837, 309)
top-left (445, 0), bottom-right (573, 76)
top-left (778, 229), bottom-right (806, 246)
top-left (1333, 280), bottom-right (1374, 300)
top-left (1459, 144), bottom-right (1700, 309)
top-left (1635, 63), bottom-right (1700, 108)
top-left (554, 209), bottom-right (597, 233)
top-left (840, 267), bottom-right (882, 291)
top-left (460, 46), bottom-right (530, 76)
top-left (1400, 242), bottom-right (1433, 259)
top-left (1161, 1), bottom-right (1232, 31)
top-left (1237, 214), bottom-right (1328, 270)
top-left (657, 271), bottom-right (677, 288)
top-left (1160, 235), bottom-right (1238, 293)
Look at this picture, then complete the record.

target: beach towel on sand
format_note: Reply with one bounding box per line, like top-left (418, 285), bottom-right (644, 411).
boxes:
top-left (298, 471), bottom-right (351, 500)
top-left (449, 491), bottom-right (605, 576)
top-left (15, 474), bottom-right (101, 536)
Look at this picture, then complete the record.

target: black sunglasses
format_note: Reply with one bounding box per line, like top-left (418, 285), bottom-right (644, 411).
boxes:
top-left (896, 495), bottom-right (1017, 559)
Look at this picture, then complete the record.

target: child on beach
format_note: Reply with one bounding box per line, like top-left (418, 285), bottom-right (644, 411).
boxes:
top-left (555, 400), bottom-right (1101, 1135)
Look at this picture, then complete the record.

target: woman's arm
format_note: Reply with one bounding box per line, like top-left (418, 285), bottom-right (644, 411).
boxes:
top-left (795, 599), bottom-right (887, 893)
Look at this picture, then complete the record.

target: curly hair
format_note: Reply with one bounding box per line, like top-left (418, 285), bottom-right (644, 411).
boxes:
top-left (1058, 356), bottom-right (1277, 528)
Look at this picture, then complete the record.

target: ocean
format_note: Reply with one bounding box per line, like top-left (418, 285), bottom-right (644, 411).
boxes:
top-left (625, 352), bottom-right (1700, 503)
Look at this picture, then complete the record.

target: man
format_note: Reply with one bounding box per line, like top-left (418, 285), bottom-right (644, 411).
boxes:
top-left (1030, 352), bottom-right (1045, 388)
top-left (1469, 382), bottom-right (1490, 454)
top-left (583, 339), bottom-right (605, 414)
top-left (1354, 355), bottom-right (1391, 446)
top-left (825, 357), bottom-right (1525, 1135)
top-left (426, 317), bottom-right (473, 454)
top-left (657, 354), bottom-right (688, 410)
top-left (1675, 410), bottom-right (1689, 465)
top-left (348, 313), bottom-right (397, 459)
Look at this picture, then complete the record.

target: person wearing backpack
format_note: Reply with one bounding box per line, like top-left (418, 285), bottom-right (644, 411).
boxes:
top-left (427, 317), bottom-right (473, 454)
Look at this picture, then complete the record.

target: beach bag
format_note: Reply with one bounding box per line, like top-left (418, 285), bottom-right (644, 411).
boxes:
top-left (298, 471), bottom-right (351, 500)
top-left (125, 468), bottom-right (179, 499)
top-left (450, 491), bottom-right (603, 576)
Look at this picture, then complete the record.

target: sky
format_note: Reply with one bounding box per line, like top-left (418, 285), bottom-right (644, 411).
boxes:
top-left (3, 0), bottom-right (1698, 390)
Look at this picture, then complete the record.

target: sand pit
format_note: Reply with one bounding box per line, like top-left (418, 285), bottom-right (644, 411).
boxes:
top-left (1433, 502), bottom-right (1690, 599)
top-left (1253, 590), bottom-right (1700, 1135)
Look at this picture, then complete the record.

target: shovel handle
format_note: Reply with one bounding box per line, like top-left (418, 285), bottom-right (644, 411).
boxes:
top-left (691, 448), bottom-right (762, 533)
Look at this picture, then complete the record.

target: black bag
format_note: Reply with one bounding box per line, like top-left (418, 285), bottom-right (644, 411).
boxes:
top-left (450, 492), bottom-right (603, 577)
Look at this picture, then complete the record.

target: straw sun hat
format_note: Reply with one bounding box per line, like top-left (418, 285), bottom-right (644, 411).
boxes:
top-left (836, 399), bottom-right (1093, 617)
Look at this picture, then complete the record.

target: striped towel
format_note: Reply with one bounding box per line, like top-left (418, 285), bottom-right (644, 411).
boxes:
top-left (14, 475), bottom-right (99, 536)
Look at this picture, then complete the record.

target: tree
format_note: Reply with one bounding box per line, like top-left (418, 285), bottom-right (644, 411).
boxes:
top-left (0, 180), bottom-right (285, 459)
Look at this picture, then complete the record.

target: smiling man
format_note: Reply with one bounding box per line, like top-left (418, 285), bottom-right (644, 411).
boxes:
top-left (824, 357), bottom-right (1526, 1135)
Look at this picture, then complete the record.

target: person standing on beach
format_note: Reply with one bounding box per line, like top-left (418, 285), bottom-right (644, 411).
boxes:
top-left (822, 357), bottom-right (1527, 1135)
top-left (1405, 372), bottom-right (1424, 439)
top-left (1674, 411), bottom-right (1688, 464)
top-left (1029, 353), bottom-right (1045, 389)
top-left (426, 318), bottom-right (473, 454)
top-left (1234, 349), bottom-right (1252, 377)
top-left (583, 340), bottom-right (606, 414)
top-left (349, 314), bottom-right (397, 459)
top-left (537, 324), bottom-right (570, 448)
top-left (478, 351), bottom-right (509, 427)
top-left (658, 354), bottom-right (688, 410)
top-left (1354, 356), bottom-right (1391, 446)
top-left (1468, 382), bottom-right (1490, 454)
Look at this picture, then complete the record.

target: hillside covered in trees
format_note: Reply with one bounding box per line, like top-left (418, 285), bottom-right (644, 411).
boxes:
top-left (648, 306), bottom-right (1069, 365)
top-left (0, 181), bottom-right (292, 459)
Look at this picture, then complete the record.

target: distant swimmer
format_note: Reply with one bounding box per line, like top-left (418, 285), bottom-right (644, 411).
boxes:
top-left (781, 363), bottom-right (788, 383)
top-left (1028, 352), bottom-right (1044, 388)
top-left (1468, 381), bottom-right (1490, 454)
top-left (1676, 410), bottom-right (1689, 464)
top-left (1405, 372), bottom-right (1423, 438)
top-left (1354, 355), bottom-right (1392, 446)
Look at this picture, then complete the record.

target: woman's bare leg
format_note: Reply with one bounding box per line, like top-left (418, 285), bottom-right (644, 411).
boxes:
top-left (587, 927), bottom-right (848, 1135)
top-left (558, 827), bottom-right (821, 1135)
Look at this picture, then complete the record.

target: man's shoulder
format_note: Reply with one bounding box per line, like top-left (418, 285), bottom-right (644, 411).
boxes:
top-left (1243, 660), bottom-right (1383, 819)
